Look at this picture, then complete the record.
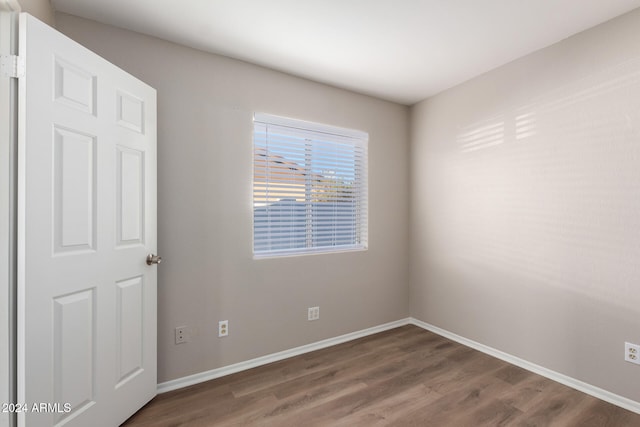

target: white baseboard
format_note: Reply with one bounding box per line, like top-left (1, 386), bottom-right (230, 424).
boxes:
top-left (157, 318), bottom-right (411, 393)
top-left (157, 316), bottom-right (640, 416)
top-left (409, 318), bottom-right (640, 415)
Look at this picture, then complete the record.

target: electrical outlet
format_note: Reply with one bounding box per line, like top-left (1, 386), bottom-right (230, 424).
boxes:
top-left (625, 342), bottom-right (640, 365)
top-left (308, 306), bottom-right (320, 321)
top-left (218, 320), bottom-right (229, 337)
top-left (175, 326), bottom-right (188, 344)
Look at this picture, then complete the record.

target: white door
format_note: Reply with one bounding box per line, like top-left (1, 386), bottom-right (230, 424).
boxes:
top-left (17, 13), bottom-right (157, 427)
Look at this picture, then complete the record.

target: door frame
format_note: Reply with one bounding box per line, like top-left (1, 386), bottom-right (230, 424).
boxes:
top-left (0, 2), bottom-right (21, 427)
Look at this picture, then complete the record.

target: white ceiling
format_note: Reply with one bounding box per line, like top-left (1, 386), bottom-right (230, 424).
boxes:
top-left (51, 0), bottom-right (640, 105)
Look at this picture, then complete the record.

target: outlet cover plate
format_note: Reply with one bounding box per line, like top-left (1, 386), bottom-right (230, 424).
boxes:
top-left (218, 320), bottom-right (229, 337)
top-left (308, 306), bottom-right (320, 321)
top-left (175, 326), bottom-right (188, 344)
top-left (625, 342), bottom-right (640, 365)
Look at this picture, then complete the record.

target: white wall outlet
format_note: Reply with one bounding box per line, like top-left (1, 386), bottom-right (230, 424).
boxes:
top-left (308, 306), bottom-right (320, 321)
top-left (175, 326), bottom-right (188, 344)
top-left (218, 320), bottom-right (229, 337)
top-left (625, 342), bottom-right (640, 365)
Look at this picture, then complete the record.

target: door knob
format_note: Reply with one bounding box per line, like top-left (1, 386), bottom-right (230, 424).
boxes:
top-left (146, 254), bottom-right (162, 265)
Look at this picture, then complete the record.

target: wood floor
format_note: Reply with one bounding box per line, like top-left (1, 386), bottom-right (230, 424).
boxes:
top-left (124, 325), bottom-right (640, 426)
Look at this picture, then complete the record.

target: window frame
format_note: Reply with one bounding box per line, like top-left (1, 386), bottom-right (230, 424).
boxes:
top-left (252, 113), bottom-right (369, 259)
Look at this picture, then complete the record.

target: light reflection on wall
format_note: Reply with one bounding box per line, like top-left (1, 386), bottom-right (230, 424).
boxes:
top-left (450, 57), bottom-right (640, 309)
top-left (515, 111), bottom-right (536, 140)
top-left (457, 117), bottom-right (505, 152)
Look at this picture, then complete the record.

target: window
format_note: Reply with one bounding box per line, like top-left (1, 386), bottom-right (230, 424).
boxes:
top-left (253, 113), bottom-right (368, 257)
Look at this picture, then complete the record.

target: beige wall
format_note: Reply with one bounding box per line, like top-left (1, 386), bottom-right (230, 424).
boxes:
top-left (56, 13), bottom-right (410, 383)
top-left (410, 8), bottom-right (640, 402)
top-left (18, 0), bottom-right (54, 26)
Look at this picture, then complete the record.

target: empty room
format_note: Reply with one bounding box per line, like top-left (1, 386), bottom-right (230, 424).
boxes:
top-left (2, 0), bottom-right (640, 426)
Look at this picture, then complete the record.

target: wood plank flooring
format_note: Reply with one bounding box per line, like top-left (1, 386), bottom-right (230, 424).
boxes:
top-left (123, 325), bottom-right (640, 426)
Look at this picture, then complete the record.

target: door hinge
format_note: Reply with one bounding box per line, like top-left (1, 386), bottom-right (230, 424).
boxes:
top-left (0, 55), bottom-right (25, 78)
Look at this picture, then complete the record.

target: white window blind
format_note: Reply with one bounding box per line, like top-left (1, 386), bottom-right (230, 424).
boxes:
top-left (253, 113), bottom-right (368, 257)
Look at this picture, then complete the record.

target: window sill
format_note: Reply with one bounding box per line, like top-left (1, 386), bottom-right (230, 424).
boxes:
top-left (253, 245), bottom-right (367, 260)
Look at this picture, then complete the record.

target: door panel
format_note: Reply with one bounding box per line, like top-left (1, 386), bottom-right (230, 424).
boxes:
top-left (116, 146), bottom-right (145, 246)
top-left (53, 126), bottom-right (97, 254)
top-left (18, 13), bottom-right (157, 427)
top-left (52, 289), bottom-right (96, 424)
top-left (115, 276), bottom-right (144, 386)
